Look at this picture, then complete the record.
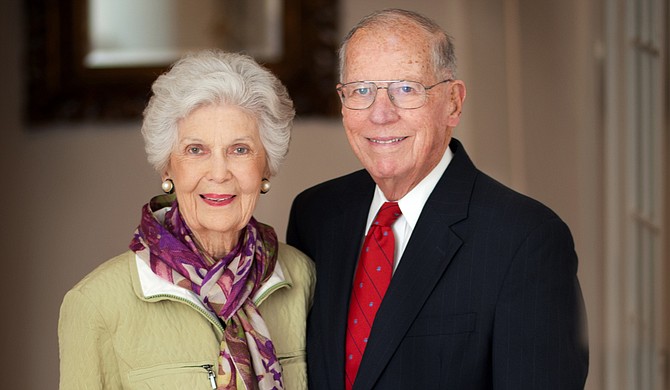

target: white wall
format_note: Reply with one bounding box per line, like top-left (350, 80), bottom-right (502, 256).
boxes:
top-left (1, 0), bottom-right (606, 388)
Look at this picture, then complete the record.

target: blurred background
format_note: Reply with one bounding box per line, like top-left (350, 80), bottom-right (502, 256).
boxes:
top-left (1, 0), bottom-right (668, 389)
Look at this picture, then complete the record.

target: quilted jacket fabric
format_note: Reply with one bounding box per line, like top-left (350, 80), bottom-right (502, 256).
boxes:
top-left (58, 243), bottom-right (315, 389)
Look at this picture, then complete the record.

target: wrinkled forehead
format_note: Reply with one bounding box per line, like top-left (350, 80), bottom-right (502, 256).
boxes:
top-left (343, 24), bottom-right (436, 82)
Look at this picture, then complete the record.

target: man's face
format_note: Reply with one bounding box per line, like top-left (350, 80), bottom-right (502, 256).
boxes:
top-left (340, 24), bottom-right (464, 200)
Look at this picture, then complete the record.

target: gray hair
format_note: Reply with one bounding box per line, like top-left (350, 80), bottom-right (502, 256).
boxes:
top-left (338, 8), bottom-right (457, 81)
top-left (141, 50), bottom-right (295, 176)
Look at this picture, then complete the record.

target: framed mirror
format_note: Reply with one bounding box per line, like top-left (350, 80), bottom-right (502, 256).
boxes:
top-left (24, 0), bottom-right (340, 125)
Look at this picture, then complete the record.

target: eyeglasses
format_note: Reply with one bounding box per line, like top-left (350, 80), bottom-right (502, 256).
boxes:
top-left (336, 79), bottom-right (452, 110)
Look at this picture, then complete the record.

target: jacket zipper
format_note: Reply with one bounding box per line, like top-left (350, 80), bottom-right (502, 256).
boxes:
top-left (145, 293), bottom-right (225, 333)
top-left (144, 294), bottom-right (221, 387)
top-left (202, 364), bottom-right (217, 389)
top-left (145, 278), bottom-right (290, 327)
top-left (254, 281), bottom-right (290, 306)
top-left (127, 362), bottom-right (218, 385)
top-left (145, 285), bottom-right (289, 389)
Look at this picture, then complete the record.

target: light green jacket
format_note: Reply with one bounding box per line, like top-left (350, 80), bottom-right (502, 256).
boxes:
top-left (58, 243), bottom-right (315, 389)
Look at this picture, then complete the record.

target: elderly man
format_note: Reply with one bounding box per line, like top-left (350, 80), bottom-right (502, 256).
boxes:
top-left (288, 8), bottom-right (588, 390)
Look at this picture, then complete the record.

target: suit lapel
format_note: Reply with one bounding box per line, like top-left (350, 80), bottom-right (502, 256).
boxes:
top-left (318, 172), bottom-right (375, 387)
top-left (353, 139), bottom-right (478, 389)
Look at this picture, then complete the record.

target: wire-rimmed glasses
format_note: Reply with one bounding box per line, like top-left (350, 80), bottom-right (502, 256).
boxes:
top-left (336, 79), bottom-right (452, 110)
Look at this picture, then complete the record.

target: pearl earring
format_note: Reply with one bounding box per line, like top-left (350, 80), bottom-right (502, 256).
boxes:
top-left (260, 179), bottom-right (271, 194)
top-left (161, 179), bottom-right (174, 194)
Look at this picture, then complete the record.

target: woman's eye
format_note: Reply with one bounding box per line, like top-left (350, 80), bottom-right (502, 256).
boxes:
top-left (187, 146), bottom-right (203, 154)
top-left (232, 146), bottom-right (250, 155)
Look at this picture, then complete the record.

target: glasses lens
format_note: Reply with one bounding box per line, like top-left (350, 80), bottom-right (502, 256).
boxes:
top-left (388, 81), bottom-right (426, 109)
top-left (338, 81), bottom-right (432, 109)
top-left (340, 82), bottom-right (376, 109)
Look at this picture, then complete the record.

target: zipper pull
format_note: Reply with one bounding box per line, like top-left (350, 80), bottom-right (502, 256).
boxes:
top-left (202, 364), bottom-right (217, 389)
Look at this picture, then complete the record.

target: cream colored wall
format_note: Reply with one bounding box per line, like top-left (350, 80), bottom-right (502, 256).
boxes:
top-left (1, 0), bottom-right (605, 388)
top-left (511, 2), bottom-right (604, 388)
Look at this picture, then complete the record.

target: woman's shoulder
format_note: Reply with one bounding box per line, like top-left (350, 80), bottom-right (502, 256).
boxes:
top-left (277, 243), bottom-right (315, 282)
top-left (66, 251), bottom-right (136, 300)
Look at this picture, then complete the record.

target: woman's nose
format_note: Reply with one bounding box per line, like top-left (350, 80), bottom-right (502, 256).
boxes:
top-left (207, 152), bottom-right (231, 182)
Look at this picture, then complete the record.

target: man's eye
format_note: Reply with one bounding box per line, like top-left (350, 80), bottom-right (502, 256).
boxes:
top-left (397, 85), bottom-right (416, 94)
top-left (353, 87), bottom-right (371, 96)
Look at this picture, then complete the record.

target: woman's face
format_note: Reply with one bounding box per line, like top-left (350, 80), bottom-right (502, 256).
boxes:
top-left (165, 104), bottom-right (268, 257)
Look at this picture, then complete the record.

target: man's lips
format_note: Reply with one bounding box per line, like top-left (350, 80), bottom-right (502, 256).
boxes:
top-left (367, 136), bottom-right (408, 144)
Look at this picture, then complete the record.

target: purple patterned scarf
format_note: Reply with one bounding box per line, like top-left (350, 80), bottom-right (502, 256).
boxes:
top-left (130, 197), bottom-right (284, 389)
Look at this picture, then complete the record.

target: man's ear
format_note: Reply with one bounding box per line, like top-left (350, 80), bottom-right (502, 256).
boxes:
top-left (446, 80), bottom-right (466, 127)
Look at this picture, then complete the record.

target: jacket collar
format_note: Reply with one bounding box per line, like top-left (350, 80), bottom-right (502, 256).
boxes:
top-left (130, 200), bottom-right (291, 309)
top-left (130, 250), bottom-right (291, 310)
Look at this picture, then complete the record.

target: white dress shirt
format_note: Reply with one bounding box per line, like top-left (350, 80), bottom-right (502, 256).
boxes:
top-left (364, 146), bottom-right (454, 272)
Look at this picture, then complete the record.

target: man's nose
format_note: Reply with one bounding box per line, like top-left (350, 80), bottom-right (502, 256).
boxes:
top-left (368, 88), bottom-right (400, 124)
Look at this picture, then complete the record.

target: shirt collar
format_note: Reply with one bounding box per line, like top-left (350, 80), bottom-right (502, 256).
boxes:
top-left (366, 145), bottom-right (453, 231)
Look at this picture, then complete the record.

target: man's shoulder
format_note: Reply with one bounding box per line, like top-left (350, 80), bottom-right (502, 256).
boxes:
top-left (293, 169), bottom-right (373, 205)
top-left (469, 171), bottom-right (565, 226)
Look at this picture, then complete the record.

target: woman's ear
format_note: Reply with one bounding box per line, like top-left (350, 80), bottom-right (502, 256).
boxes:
top-left (262, 163), bottom-right (272, 181)
top-left (161, 165), bottom-right (171, 182)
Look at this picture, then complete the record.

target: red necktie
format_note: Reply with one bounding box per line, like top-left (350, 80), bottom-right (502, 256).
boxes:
top-left (345, 202), bottom-right (402, 389)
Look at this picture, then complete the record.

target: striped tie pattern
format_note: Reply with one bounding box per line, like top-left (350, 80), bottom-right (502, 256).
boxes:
top-left (345, 202), bottom-right (402, 389)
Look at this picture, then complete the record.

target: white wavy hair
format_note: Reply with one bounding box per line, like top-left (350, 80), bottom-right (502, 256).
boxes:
top-left (141, 50), bottom-right (295, 176)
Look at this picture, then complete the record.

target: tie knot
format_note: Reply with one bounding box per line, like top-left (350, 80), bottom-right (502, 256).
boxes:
top-left (373, 202), bottom-right (402, 227)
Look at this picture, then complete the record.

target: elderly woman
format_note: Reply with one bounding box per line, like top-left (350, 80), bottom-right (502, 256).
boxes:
top-left (58, 50), bottom-right (315, 389)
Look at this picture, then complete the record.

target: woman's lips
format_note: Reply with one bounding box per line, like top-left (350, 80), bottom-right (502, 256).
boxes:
top-left (200, 194), bottom-right (235, 206)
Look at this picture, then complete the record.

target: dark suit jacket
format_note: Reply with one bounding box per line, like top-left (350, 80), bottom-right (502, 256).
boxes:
top-left (287, 139), bottom-right (588, 389)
